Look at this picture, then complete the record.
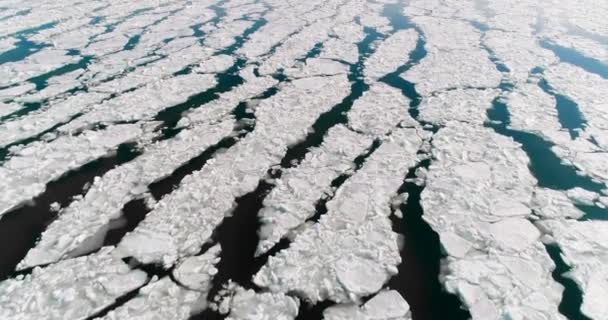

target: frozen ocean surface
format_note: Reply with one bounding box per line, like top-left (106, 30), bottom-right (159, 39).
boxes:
top-left (0, 0), bottom-right (607, 319)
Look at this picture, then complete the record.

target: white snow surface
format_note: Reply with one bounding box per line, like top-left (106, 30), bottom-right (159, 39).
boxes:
top-left (0, 247), bottom-right (147, 320)
top-left (2, 0), bottom-right (608, 319)
top-left (254, 128), bottom-right (423, 303)
top-left (18, 120), bottom-right (234, 269)
top-left (324, 290), bottom-right (411, 320)
top-left (537, 220), bottom-right (608, 320)
top-left (115, 74), bottom-right (351, 267)
top-left (224, 286), bottom-right (300, 320)
top-left (257, 124), bottom-right (373, 255)
top-left (422, 123), bottom-right (564, 320)
top-left (98, 277), bottom-right (203, 320)
top-left (0, 124), bottom-right (142, 216)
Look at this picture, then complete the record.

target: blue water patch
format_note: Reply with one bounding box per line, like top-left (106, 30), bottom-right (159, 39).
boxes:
top-left (123, 34), bottom-right (141, 51)
top-left (28, 56), bottom-right (93, 90)
top-left (486, 98), bottom-right (604, 193)
top-left (541, 40), bottom-right (608, 79)
top-left (537, 77), bottom-right (586, 139)
top-left (89, 16), bottom-right (104, 25)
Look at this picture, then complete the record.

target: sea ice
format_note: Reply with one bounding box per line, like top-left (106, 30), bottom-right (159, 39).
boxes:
top-left (255, 128), bottom-right (423, 303)
top-left (0, 124), bottom-right (141, 216)
top-left (0, 247), bottom-right (147, 320)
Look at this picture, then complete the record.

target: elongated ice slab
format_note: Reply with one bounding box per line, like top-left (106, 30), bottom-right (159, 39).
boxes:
top-left (116, 74), bottom-right (351, 267)
top-left (223, 285), bottom-right (300, 320)
top-left (0, 124), bottom-right (141, 216)
top-left (257, 124), bottom-right (373, 255)
top-left (98, 277), bottom-right (203, 320)
top-left (0, 247), bottom-right (147, 320)
top-left (537, 220), bottom-right (608, 320)
top-left (364, 29), bottom-right (418, 82)
top-left (324, 290), bottom-right (411, 320)
top-left (18, 120), bottom-right (234, 269)
top-left (255, 128), bottom-right (423, 303)
top-left (422, 123), bottom-right (564, 320)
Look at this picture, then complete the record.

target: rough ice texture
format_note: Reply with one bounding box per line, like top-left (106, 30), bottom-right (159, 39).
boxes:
top-left (364, 29), bottom-right (418, 82)
top-left (418, 88), bottom-right (499, 125)
top-left (538, 220), bottom-right (608, 320)
top-left (255, 128), bottom-right (423, 303)
top-left (18, 120), bottom-right (234, 269)
top-left (224, 286), bottom-right (300, 320)
top-left (402, 47), bottom-right (503, 95)
top-left (116, 74), bottom-right (351, 267)
top-left (324, 290), bottom-right (411, 320)
top-left (0, 124), bottom-right (141, 216)
top-left (178, 67), bottom-right (278, 127)
top-left (422, 123), bottom-right (564, 320)
top-left (98, 277), bottom-right (203, 320)
top-left (0, 92), bottom-right (108, 148)
top-left (0, 247), bottom-right (147, 320)
top-left (284, 58), bottom-right (349, 79)
top-left (60, 73), bottom-right (217, 133)
top-left (257, 124), bottom-right (373, 255)
top-left (173, 244), bottom-right (221, 292)
top-left (347, 83), bottom-right (417, 136)
top-left (543, 63), bottom-right (608, 184)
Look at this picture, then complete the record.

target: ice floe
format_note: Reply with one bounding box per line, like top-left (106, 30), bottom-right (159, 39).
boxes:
top-left (0, 247), bottom-right (147, 320)
top-left (0, 124), bottom-right (141, 216)
top-left (537, 220), bottom-right (608, 320)
top-left (348, 83), bottom-right (417, 135)
top-left (324, 289), bottom-right (411, 320)
top-left (418, 88), bottom-right (499, 126)
top-left (221, 285), bottom-right (300, 320)
top-left (116, 74), bottom-right (351, 267)
top-left (421, 123), bottom-right (564, 319)
top-left (98, 277), bottom-right (204, 320)
top-left (256, 124), bottom-right (373, 255)
top-left (255, 128), bottom-right (423, 303)
top-left (18, 120), bottom-right (234, 269)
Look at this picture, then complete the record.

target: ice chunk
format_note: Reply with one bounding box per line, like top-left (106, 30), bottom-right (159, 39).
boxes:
top-left (99, 277), bottom-right (204, 320)
top-left (348, 83), bottom-right (417, 136)
top-left (0, 247), bottom-right (147, 320)
top-left (224, 286), bottom-right (300, 320)
top-left (364, 29), bottom-right (418, 82)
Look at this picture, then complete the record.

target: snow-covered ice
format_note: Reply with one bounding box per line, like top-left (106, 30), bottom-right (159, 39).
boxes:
top-left (255, 128), bottom-right (423, 303)
top-left (0, 124), bottom-right (141, 216)
top-left (0, 247), bottom-right (147, 320)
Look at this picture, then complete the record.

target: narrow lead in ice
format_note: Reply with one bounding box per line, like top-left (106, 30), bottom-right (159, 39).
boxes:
top-left (98, 277), bottom-right (203, 320)
top-left (0, 92), bottom-right (108, 148)
top-left (257, 124), bottom-right (373, 255)
top-left (116, 74), bottom-right (351, 267)
top-left (537, 220), bottom-right (608, 320)
top-left (421, 123), bottom-right (564, 320)
top-left (364, 29), bottom-right (418, 82)
top-left (60, 73), bottom-right (217, 133)
top-left (18, 120), bottom-right (234, 269)
top-left (0, 247), bottom-right (147, 320)
top-left (254, 128), bottom-right (423, 303)
top-left (0, 123), bottom-right (142, 217)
